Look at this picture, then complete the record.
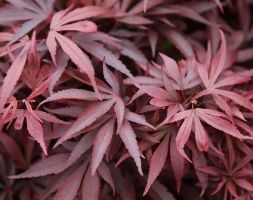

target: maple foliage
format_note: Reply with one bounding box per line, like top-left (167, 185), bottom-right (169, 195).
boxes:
top-left (0, 0), bottom-right (253, 200)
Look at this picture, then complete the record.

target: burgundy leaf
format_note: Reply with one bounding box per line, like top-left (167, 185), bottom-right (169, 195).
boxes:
top-left (54, 163), bottom-right (86, 200)
top-left (55, 99), bottom-right (115, 146)
top-left (170, 133), bottom-right (185, 192)
top-left (175, 110), bottom-right (194, 162)
top-left (82, 167), bottom-right (100, 200)
top-left (193, 115), bottom-right (210, 152)
top-left (97, 161), bottom-right (115, 194)
top-left (0, 45), bottom-right (29, 111)
top-left (25, 111), bottom-right (47, 155)
top-left (196, 108), bottom-right (246, 139)
top-left (125, 110), bottom-right (156, 130)
top-left (235, 179), bottom-right (253, 191)
top-left (0, 132), bottom-right (26, 167)
top-left (144, 134), bottom-right (169, 195)
top-left (91, 119), bottom-right (115, 175)
top-left (10, 154), bottom-right (69, 179)
top-left (67, 132), bottom-right (95, 165)
top-left (53, 31), bottom-right (100, 98)
top-left (210, 30), bottom-right (227, 85)
top-left (119, 120), bottom-right (143, 175)
top-left (114, 98), bottom-right (125, 133)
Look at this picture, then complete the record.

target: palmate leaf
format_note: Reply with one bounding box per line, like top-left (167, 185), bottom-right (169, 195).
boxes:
top-left (0, 0), bottom-right (252, 199)
top-left (0, 0), bottom-right (54, 44)
top-left (4, 78), bottom-right (69, 156)
top-left (47, 6), bottom-right (106, 98)
top-left (90, 109), bottom-right (154, 176)
top-left (159, 53), bottom-right (200, 90)
top-left (195, 108), bottom-right (247, 139)
top-left (52, 32), bottom-right (100, 98)
top-left (169, 108), bottom-right (248, 161)
top-left (195, 30), bottom-right (253, 113)
top-left (135, 54), bottom-right (200, 112)
top-left (212, 89), bottom-right (253, 112)
top-left (0, 76), bottom-right (69, 156)
top-left (198, 141), bottom-right (253, 199)
top-left (45, 64), bottom-right (153, 177)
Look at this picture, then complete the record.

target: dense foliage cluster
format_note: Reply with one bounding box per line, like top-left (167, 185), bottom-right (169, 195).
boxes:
top-left (0, 0), bottom-right (253, 199)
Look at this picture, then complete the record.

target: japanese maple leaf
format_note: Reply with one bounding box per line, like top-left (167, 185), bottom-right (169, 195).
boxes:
top-left (0, 0), bottom-right (55, 44)
top-left (0, 35), bottom-right (31, 112)
top-left (46, 5), bottom-right (106, 97)
top-left (13, 151), bottom-right (106, 200)
top-left (115, 124), bottom-right (185, 195)
top-left (118, 2), bottom-right (216, 57)
top-left (195, 30), bottom-right (253, 115)
top-left (49, 162), bottom-right (114, 200)
top-left (0, 31), bottom-right (50, 116)
top-left (143, 133), bottom-right (170, 195)
top-left (139, 54), bottom-right (200, 101)
top-left (40, 63), bottom-right (155, 175)
top-left (127, 53), bottom-right (200, 92)
top-left (46, 30), bottom-right (136, 95)
top-left (199, 138), bottom-right (253, 200)
top-left (51, 163), bottom-right (101, 200)
top-left (158, 53), bottom-right (201, 91)
top-left (11, 133), bottom-right (115, 200)
top-left (129, 54), bottom-right (201, 125)
top-left (1, 79), bottom-right (68, 155)
top-left (168, 107), bottom-right (249, 161)
top-left (141, 135), bottom-right (207, 196)
top-left (21, 38), bottom-right (51, 90)
top-left (72, 32), bottom-right (135, 79)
